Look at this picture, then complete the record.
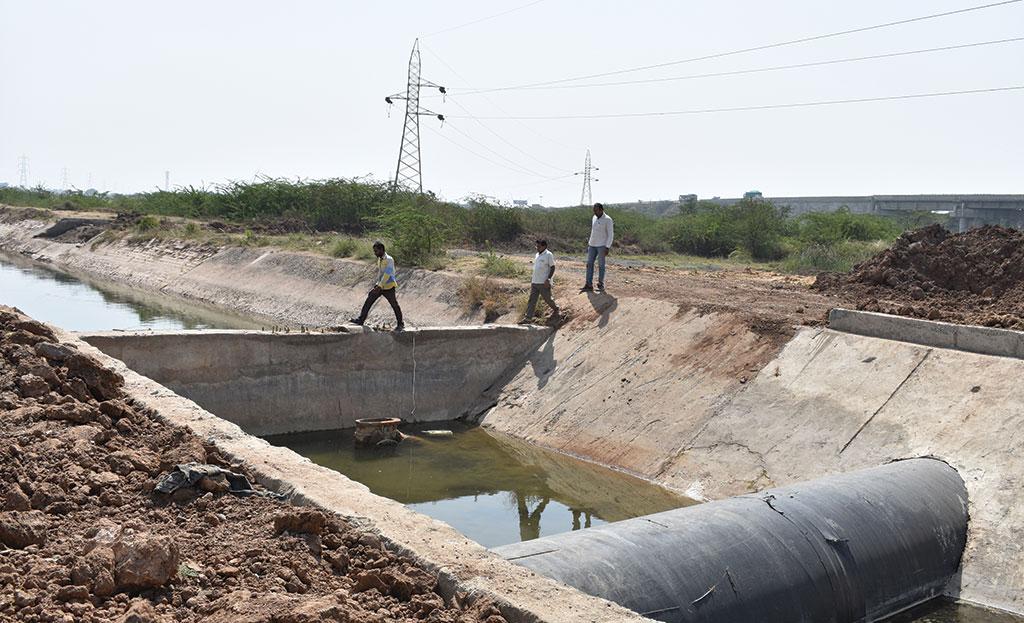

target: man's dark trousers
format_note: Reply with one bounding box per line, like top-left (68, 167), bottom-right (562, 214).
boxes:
top-left (357, 288), bottom-right (403, 324)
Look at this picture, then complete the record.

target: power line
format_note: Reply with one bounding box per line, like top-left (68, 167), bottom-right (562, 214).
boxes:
top-left (426, 125), bottom-right (575, 184)
top-left (447, 36), bottom-right (1024, 95)
top-left (421, 44), bottom-right (577, 167)
top-left (448, 0), bottom-right (1024, 92)
top-left (445, 122), bottom-right (550, 177)
top-left (446, 84), bottom-right (1024, 120)
top-left (422, 0), bottom-right (546, 38)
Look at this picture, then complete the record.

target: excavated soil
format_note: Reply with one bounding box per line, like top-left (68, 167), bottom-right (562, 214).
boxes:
top-left (814, 224), bottom-right (1024, 329)
top-left (0, 307), bottom-right (508, 623)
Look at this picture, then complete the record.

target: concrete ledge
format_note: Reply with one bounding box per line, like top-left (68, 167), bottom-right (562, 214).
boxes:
top-left (79, 325), bottom-right (550, 435)
top-left (828, 308), bottom-right (1024, 359)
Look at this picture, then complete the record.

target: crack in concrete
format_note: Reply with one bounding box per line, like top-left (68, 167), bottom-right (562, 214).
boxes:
top-left (839, 348), bottom-right (932, 455)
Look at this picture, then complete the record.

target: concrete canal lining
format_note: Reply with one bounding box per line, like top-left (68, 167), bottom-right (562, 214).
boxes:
top-left (79, 325), bottom-right (549, 435)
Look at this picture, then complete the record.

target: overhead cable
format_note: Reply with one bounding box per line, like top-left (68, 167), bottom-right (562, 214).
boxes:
top-left (444, 36), bottom-right (1024, 95)
top-left (447, 0), bottom-right (1024, 92)
top-left (445, 85), bottom-right (1024, 120)
top-left (422, 0), bottom-right (547, 38)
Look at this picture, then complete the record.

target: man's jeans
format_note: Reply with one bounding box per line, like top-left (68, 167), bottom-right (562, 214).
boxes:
top-left (585, 245), bottom-right (607, 287)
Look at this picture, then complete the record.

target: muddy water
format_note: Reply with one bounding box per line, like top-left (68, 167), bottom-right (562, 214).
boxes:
top-left (266, 421), bottom-right (693, 548)
top-left (888, 600), bottom-right (1022, 623)
top-left (0, 254), bottom-right (253, 331)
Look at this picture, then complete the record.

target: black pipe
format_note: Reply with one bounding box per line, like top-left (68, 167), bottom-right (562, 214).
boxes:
top-left (493, 458), bottom-right (967, 623)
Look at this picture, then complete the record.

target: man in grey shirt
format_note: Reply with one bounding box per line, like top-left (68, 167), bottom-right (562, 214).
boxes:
top-left (580, 203), bottom-right (613, 292)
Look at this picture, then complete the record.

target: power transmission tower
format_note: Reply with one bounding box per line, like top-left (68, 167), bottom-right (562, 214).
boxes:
top-left (574, 149), bottom-right (599, 206)
top-left (61, 167), bottom-right (69, 190)
top-left (165, 170), bottom-right (170, 191)
top-left (18, 155), bottom-right (29, 188)
top-left (385, 39), bottom-right (446, 192)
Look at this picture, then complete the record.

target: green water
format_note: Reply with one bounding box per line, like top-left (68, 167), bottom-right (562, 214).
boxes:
top-left (0, 253), bottom-right (254, 331)
top-left (265, 421), bottom-right (693, 548)
top-left (888, 600), bottom-right (1022, 623)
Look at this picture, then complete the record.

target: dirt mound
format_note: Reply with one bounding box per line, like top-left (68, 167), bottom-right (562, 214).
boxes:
top-left (0, 307), bottom-right (508, 622)
top-left (814, 224), bottom-right (1024, 329)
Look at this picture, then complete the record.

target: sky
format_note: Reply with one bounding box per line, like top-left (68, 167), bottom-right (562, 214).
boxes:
top-left (2, 0), bottom-right (1022, 205)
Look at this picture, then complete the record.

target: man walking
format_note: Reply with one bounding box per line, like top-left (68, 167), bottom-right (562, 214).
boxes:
top-left (520, 239), bottom-right (560, 324)
top-left (581, 202), bottom-right (613, 292)
top-left (350, 241), bottom-right (404, 330)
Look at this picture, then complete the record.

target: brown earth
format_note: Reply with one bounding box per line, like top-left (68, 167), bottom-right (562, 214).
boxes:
top-left (0, 308), bottom-right (508, 623)
top-left (814, 224), bottom-right (1024, 329)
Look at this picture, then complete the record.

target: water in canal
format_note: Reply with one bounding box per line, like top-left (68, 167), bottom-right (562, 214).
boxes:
top-left (266, 421), bottom-right (692, 548)
top-left (0, 253), bottom-right (253, 331)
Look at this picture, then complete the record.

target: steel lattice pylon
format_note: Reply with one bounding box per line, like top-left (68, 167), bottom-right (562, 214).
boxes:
top-left (385, 40), bottom-right (445, 193)
top-left (575, 149), bottom-right (599, 206)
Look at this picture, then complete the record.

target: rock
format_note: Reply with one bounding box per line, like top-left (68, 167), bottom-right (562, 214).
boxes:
top-left (273, 509), bottom-right (326, 536)
top-left (30, 482), bottom-right (65, 510)
top-left (71, 546), bottom-right (116, 597)
top-left (909, 286), bottom-right (926, 300)
top-left (56, 584), bottom-right (90, 602)
top-left (16, 374), bottom-right (49, 398)
top-left (34, 341), bottom-right (77, 362)
top-left (107, 449), bottom-right (161, 476)
top-left (64, 353), bottom-right (123, 401)
top-left (89, 471), bottom-right (121, 491)
top-left (45, 402), bottom-right (100, 424)
top-left (63, 425), bottom-right (103, 443)
top-left (3, 485), bottom-right (31, 511)
top-left (353, 570), bottom-right (388, 593)
top-left (13, 319), bottom-right (54, 338)
top-left (325, 548), bottom-right (350, 574)
top-left (197, 474), bottom-right (230, 494)
top-left (0, 511), bottom-right (48, 548)
top-left (112, 532), bottom-right (180, 591)
top-left (118, 599), bottom-right (166, 623)
top-left (13, 589), bottom-right (36, 608)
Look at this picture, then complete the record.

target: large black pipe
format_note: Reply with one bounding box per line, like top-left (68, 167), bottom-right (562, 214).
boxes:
top-left (493, 458), bottom-right (967, 623)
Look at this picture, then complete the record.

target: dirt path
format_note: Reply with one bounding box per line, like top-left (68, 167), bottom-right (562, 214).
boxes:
top-left (0, 307), bottom-right (508, 623)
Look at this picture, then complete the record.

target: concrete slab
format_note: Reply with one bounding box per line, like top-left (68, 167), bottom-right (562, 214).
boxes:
top-left (80, 326), bottom-right (549, 435)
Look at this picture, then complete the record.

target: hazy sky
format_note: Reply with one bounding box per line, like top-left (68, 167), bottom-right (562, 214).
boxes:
top-left (2, 1), bottom-right (1022, 204)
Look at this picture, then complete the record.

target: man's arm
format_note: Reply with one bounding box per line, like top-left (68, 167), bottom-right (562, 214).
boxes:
top-left (545, 261), bottom-right (555, 286)
top-left (603, 218), bottom-right (614, 256)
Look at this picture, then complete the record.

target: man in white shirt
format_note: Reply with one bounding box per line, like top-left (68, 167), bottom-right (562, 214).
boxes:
top-left (520, 239), bottom-right (560, 324)
top-left (581, 202), bottom-right (613, 292)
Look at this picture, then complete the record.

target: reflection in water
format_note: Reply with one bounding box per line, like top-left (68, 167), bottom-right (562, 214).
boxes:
top-left (888, 599), bottom-right (1023, 623)
top-left (0, 254), bottom-right (253, 331)
top-left (266, 422), bottom-right (692, 548)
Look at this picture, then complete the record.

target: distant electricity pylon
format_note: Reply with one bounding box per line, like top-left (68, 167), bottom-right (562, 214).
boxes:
top-left (575, 149), bottom-right (599, 206)
top-left (61, 167), bottom-right (69, 190)
top-left (165, 170), bottom-right (170, 191)
top-left (385, 39), bottom-right (446, 192)
top-left (18, 155), bottom-right (29, 188)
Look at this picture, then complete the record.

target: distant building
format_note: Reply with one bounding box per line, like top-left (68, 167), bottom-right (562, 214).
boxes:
top-left (512, 199), bottom-right (528, 207)
top-left (743, 190), bottom-right (763, 199)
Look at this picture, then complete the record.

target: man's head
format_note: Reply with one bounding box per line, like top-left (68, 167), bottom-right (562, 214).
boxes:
top-left (593, 202), bottom-right (604, 217)
top-left (373, 241), bottom-right (385, 258)
top-left (535, 239), bottom-right (547, 253)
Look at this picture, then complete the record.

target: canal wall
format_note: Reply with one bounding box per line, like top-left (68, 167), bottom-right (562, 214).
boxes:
top-left (0, 210), bottom-right (484, 328)
top-left (482, 310), bottom-right (1024, 614)
top-left (79, 326), bottom-right (548, 436)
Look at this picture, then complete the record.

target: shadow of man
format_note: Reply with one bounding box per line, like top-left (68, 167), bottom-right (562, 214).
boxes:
top-left (585, 291), bottom-right (618, 328)
top-left (530, 333), bottom-right (557, 389)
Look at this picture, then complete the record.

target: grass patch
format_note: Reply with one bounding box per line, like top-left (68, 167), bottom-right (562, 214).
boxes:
top-left (330, 237), bottom-right (359, 258)
top-left (458, 276), bottom-right (513, 322)
top-left (781, 240), bottom-right (888, 274)
top-left (479, 246), bottom-right (527, 279)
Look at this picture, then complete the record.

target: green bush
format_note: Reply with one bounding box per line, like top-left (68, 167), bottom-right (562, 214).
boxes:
top-left (374, 200), bottom-right (449, 267)
top-left (465, 200), bottom-right (523, 244)
top-left (665, 211), bottom-right (736, 256)
top-left (136, 215), bottom-right (160, 232)
top-left (781, 239), bottom-right (887, 274)
top-left (330, 237), bottom-right (359, 258)
top-left (796, 208), bottom-right (900, 245)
